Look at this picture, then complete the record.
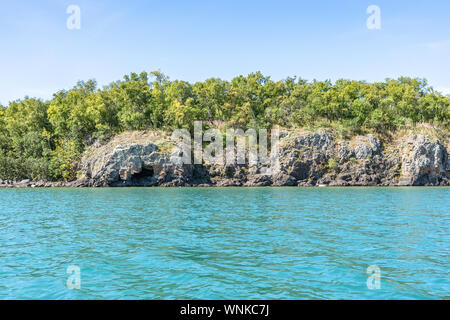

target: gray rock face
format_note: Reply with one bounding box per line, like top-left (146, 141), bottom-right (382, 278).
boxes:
top-left (270, 131), bottom-right (334, 185)
top-left (337, 134), bottom-right (382, 161)
top-left (79, 141), bottom-right (214, 187)
top-left (81, 142), bottom-right (169, 187)
top-left (70, 132), bottom-right (450, 187)
top-left (399, 135), bottom-right (448, 186)
top-left (354, 135), bottom-right (381, 159)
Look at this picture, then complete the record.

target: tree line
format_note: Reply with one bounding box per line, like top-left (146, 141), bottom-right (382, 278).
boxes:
top-left (0, 71), bottom-right (448, 181)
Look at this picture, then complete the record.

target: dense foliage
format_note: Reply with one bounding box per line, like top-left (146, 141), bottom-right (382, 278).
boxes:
top-left (0, 71), bottom-right (449, 181)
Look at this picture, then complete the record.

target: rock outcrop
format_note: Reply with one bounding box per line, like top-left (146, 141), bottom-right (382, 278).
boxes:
top-left (398, 135), bottom-right (448, 186)
top-left (2, 130), bottom-right (447, 188)
top-left (79, 141), bottom-right (212, 187)
top-left (72, 131), bottom-right (449, 187)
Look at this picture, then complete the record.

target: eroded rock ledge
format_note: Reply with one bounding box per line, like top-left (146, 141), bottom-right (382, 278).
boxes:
top-left (1, 131), bottom-right (447, 188)
top-left (75, 131), bottom-right (449, 187)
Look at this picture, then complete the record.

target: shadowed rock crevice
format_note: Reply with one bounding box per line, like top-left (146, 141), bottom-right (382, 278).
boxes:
top-left (133, 166), bottom-right (155, 180)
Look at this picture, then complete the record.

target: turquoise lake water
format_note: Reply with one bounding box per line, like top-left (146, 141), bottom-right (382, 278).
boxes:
top-left (0, 187), bottom-right (448, 300)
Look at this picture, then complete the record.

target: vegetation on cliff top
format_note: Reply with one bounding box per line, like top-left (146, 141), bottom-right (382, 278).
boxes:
top-left (0, 71), bottom-right (449, 181)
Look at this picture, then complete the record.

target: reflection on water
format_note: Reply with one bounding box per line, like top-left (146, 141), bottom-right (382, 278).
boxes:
top-left (0, 187), bottom-right (449, 299)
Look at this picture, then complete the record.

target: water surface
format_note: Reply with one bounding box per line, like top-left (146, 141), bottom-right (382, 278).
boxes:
top-left (0, 187), bottom-right (448, 299)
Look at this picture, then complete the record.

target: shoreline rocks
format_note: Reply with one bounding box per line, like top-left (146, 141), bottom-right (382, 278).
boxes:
top-left (1, 132), bottom-right (449, 188)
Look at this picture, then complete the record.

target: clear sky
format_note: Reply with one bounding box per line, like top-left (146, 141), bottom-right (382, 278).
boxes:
top-left (1, 0), bottom-right (449, 105)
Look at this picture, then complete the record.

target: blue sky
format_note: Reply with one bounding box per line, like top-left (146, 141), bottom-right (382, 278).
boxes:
top-left (1, 0), bottom-right (449, 105)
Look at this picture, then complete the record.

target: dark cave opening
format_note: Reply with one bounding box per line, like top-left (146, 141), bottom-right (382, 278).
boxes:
top-left (133, 167), bottom-right (155, 180)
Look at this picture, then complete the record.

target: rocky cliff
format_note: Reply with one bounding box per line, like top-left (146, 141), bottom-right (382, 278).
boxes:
top-left (2, 129), bottom-right (447, 188)
top-left (73, 130), bottom-right (449, 187)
